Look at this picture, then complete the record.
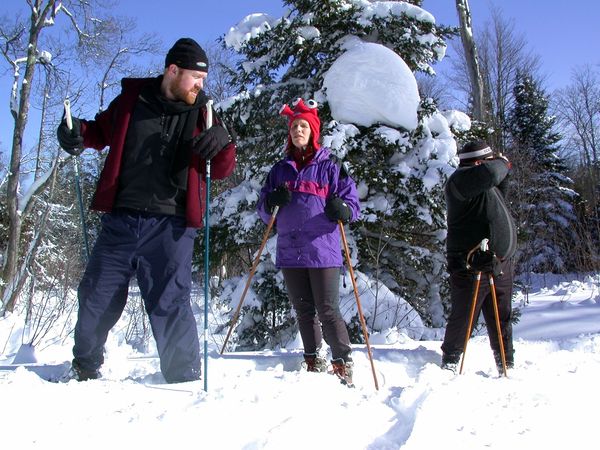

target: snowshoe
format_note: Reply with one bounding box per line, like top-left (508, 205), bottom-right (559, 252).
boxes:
top-left (440, 361), bottom-right (458, 373)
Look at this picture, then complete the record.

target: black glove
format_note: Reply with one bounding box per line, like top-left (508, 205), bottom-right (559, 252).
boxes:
top-left (191, 125), bottom-right (231, 160)
top-left (267, 186), bottom-right (292, 213)
top-left (56, 117), bottom-right (84, 156)
top-left (467, 249), bottom-right (502, 276)
top-left (325, 196), bottom-right (352, 224)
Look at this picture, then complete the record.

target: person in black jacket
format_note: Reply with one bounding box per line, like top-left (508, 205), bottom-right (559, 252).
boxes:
top-left (441, 140), bottom-right (517, 373)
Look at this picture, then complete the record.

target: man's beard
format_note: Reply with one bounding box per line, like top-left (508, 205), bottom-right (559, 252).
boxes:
top-left (171, 77), bottom-right (198, 105)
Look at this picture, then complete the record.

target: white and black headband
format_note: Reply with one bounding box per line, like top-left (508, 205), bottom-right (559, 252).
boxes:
top-left (458, 146), bottom-right (493, 161)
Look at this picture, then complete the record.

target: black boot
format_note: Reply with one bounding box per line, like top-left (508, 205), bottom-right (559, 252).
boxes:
top-left (493, 350), bottom-right (514, 373)
top-left (441, 352), bottom-right (461, 373)
top-left (69, 359), bottom-right (101, 381)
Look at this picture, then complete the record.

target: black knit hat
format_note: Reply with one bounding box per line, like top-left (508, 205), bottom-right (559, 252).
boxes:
top-left (165, 38), bottom-right (209, 72)
top-left (458, 140), bottom-right (494, 165)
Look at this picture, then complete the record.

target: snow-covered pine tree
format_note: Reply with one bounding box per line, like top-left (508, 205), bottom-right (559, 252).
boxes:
top-left (212, 0), bottom-right (459, 351)
top-left (507, 71), bottom-right (578, 273)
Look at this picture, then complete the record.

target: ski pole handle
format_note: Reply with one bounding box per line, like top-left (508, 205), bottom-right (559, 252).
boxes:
top-left (205, 99), bottom-right (213, 175)
top-left (64, 99), bottom-right (73, 131)
top-left (480, 238), bottom-right (489, 252)
top-left (203, 98), bottom-right (214, 392)
top-left (206, 99), bottom-right (213, 129)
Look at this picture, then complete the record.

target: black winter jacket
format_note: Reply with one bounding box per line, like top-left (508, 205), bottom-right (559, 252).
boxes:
top-left (445, 159), bottom-right (517, 273)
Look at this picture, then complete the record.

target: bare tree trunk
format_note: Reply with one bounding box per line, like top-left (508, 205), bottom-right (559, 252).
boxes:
top-left (2, 10), bottom-right (46, 312)
top-left (35, 70), bottom-right (51, 179)
top-left (1, 1), bottom-right (163, 315)
top-left (3, 157), bottom-right (61, 313)
top-left (455, 0), bottom-right (487, 122)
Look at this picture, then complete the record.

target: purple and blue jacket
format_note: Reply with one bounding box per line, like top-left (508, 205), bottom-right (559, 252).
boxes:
top-left (257, 147), bottom-right (360, 268)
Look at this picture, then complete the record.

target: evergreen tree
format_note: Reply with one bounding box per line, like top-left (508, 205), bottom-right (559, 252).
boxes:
top-left (507, 72), bottom-right (578, 273)
top-left (212, 0), bottom-right (458, 350)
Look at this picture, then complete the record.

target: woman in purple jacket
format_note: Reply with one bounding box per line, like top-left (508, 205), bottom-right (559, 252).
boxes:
top-left (257, 98), bottom-right (360, 386)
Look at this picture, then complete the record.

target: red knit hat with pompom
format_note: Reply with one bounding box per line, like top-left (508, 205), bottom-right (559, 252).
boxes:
top-left (279, 98), bottom-right (321, 150)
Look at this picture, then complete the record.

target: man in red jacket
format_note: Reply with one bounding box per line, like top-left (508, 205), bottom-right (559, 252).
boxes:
top-left (56, 38), bottom-right (236, 383)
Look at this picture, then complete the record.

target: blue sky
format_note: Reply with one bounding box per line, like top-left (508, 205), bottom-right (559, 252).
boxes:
top-left (1, 0), bottom-right (598, 159)
top-left (111, 0), bottom-right (598, 92)
top-left (425, 0), bottom-right (600, 91)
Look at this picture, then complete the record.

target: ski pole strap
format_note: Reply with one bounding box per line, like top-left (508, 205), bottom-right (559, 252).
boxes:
top-left (466, 238), bottom-right (489, 270)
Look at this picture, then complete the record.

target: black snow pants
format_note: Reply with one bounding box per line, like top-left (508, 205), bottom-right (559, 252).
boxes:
top-left (441, 259), bottom-right (514, 362)
top-left (73, 210), bottom-right (201, 383)
top-left (281, 267), bottom-right (352, 362)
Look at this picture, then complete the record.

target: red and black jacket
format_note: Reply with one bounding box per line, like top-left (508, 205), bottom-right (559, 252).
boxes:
top-left (80, 77), bottom-right (236, 227)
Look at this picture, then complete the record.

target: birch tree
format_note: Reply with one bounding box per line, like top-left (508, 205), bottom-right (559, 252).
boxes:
top-left (447, 6), bottom-right (540, 151)
top-left (0, 0), bottom-right (79, 313)
top-left (455, 0), bottom-right (486, 122)
top-left (0, 0), bottom-right (154, 315)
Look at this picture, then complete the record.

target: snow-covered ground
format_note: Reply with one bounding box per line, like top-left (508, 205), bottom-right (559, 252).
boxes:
top-left (1, 273), bottom-right (599, 449)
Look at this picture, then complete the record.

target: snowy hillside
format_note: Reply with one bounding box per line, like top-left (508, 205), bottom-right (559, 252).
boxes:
top-left (1, 273), bottom-right (599, 449)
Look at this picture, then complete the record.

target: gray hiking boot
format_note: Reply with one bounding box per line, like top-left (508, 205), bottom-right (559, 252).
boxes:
top-left (302, 353), bottom-right (328, 373)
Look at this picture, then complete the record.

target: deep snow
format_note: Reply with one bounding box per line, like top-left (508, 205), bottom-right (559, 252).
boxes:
top-left (1, 273), bottom-right (600, 450)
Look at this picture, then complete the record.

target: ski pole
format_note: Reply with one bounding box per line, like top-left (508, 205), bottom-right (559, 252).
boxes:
top-left (203, 99), bottom-right (213, 392)
top-left (489, 273), bottom-right (508, 377)
top-left (459, 239), bottom-right (508, 376)
top-left (459, 239), bottom-right (487, 374)
top-left (64, 99), bottom-right (90, 260)
top-left (459, 270), bottom-right (481, 374)
top-left (338, 221), bottom-right (379, 390)
top-left (220, 206), bottom-right (279, 354)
